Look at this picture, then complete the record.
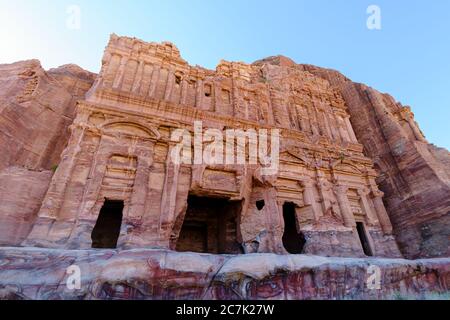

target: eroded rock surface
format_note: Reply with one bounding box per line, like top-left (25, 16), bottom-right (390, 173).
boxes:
top-left (0, 248), bottom-right (448, 300)
top-left (297, 64), bottom-right (450, 259)
top-left (0, 60), bottom-right (96, 170)
top-left (0, 60), bottom-right (96, 246)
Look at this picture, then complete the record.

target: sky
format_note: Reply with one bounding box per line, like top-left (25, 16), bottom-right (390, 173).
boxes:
top-left (0, 0), bottom-right (449, 149)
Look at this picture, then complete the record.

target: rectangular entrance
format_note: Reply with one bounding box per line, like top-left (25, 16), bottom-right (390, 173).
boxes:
top-left (282, 202), bottom-right (306, 254)
top-left (356, 222), bottom-right (373, 256)
top-left (176, 196), bottom-right (242, 254)
top-left (91, 200), bottom-right (124, 249)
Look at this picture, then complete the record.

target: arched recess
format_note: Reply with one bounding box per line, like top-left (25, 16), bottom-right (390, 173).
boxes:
top-left (102, 121), bottom-right (161, 140)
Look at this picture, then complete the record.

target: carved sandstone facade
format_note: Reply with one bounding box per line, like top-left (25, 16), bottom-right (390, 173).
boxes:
top-left (23, 35), bottom-right (401, 257)
top-left (298, 65), bottom-right (450, 259)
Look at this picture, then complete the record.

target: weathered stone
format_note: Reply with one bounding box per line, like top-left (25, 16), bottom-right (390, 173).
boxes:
top-left (298, 64), bottom-right (450, 259)
top-left (0, 248), bottom-right (448, 300)
top-left (0, 167), bottom-right (53, 246)
top-left (0, 34), bottom-right (448, 300)
top-left (0, 60), bottom-right (96, 247)
top-left (21, 35), bottom-right (403, 259)
top-left (0, 60), bottom-right (96, 171)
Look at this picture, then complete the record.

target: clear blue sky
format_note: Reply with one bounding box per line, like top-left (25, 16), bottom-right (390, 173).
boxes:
top-left (0, 0), bottom-right (449, 149)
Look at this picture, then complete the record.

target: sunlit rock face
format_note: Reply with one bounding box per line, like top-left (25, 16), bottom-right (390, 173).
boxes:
top-left (297, 65), bottom-right (450, 259)
top-left (0, 60), bottom-right (96, 246)
top-left (0, 34), bottom-right (448, 300)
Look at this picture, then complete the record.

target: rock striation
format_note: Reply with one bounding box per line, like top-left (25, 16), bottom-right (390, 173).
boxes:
top-left (0, 60), bottom-right (96, 246)
top-left (0, 248), bottom-right (448, 300)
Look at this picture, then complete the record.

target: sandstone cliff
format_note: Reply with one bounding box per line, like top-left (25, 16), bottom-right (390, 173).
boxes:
top-left (248, 56), bottom-right (449, 259)
top-left (0, 60), bottom-right (96, 245)
top-left (295, 64), bottom-right (450, 259)
top-left (0, 46), bottom-right (448, 260)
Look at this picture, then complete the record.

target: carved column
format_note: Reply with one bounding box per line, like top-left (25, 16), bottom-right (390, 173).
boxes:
top-left (213, 83), bottom-right (221, 112)
top-left (38, 120), bottom-right (90, 219)
top-left (317, 176), bottom-right (331, 213)
top-left (78, 144), bottom-right (111, 219)
top-left (322, 112), bottom-right (333, 139)
top-left (328, 113), bottom-right (340, 141)
top-left (336, 116), bottom-right (350, 142)
top-left (334, 184), bottom-right (356, 228)
top-left (301, 179), bottom-right (323, 221)
top-left (113, 56), bottom-right (129, 89)
top-left (357, 188), bottom-right (378, 225)
top-left (164, 71), bottom-right (175, 101)
top-left (344, 116), bottom-right (359, 143)
top-left (195, 79), bottom-right (204, 109)
top-left (371, 190), bottom-right (393, 234)
top-left (148, 65), bottom-right (161, 97)
top-left (265, 96), bottom-right (276, 126)
top-left (103, 53), bottom-right (120, 88)
top-left (128, 148), bottom-right (153, 220)
top-left (265, 189), bottom-right (284, 253)
top-left (309, 106), bottom-right (321, 136)
top-left (159, 144), bottom-right (181, 239)
top-left (231, 77), bottom-right (239, 117)
top-left (180, 79), bottom-right (188, 105)
top-left (131, 60), bottom-right (145, 94)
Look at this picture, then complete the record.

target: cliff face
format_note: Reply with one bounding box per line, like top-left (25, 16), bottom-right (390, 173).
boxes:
top-left (0, 60), bottom-right (96, 170)
top-left (0, 38), bottom-right (449, 301)
top-left (0, 60), bottom-right (96, 245)
top-left (297, 64), bottom-right (450, 259)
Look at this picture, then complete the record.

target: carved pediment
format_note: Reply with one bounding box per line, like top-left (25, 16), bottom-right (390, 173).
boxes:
top-left (102, 121), bottom-right (161, 139)
top-left (282, 149), bottom-right (312, 166)
top-left (332, 162), bottom-right (362, 175)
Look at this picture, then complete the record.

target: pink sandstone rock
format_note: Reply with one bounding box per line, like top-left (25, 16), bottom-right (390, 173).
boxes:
top-left (0, 35), bottom-right (448, 300)
top-left (0, 248), bottom-right (448, 300)
top-left (297, 64), bottom-right (450, 259)
top-left (0, 60), bottom-right (96, 246)
top-left (21, 35), bottom-right (403, 259)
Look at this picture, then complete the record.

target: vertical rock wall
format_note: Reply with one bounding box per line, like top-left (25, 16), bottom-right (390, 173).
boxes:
top-left (0, 60), bottom-right (96, 246)
top-left (300, 65), bottom-right (450, 259)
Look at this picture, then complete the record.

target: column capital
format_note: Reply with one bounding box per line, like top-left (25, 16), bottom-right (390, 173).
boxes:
top-left (357, 187), bottom-right (371, 197)
top-left (299, 178), bottom-right (315, 188)
top-left (334, 183), bottom-right (349, 195)
top-left (371, 190), bottom-right (385, 198)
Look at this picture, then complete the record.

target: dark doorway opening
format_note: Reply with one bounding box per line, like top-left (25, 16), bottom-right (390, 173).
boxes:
top-left (91, 200), bottom-right (124, 249)
top-left (256, 200), bottom-right (265, 211)
top-left (282, 202), bottom-right (306, 254)
top-left (356, 222), bottom-right (373, 256)
top-left (176, 195), bottom-right (242, 254)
